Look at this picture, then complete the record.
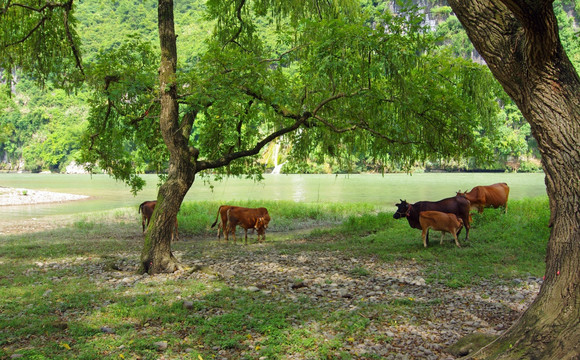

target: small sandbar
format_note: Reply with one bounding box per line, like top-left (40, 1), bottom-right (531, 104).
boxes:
top-left (0, 187), bottom-right (90, 206)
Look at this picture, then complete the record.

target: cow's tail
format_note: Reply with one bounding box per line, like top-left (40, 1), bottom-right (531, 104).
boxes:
top-left (210, 206), bottom-right (222, 228)
top-left (138, 202), bottom-right (145, 214)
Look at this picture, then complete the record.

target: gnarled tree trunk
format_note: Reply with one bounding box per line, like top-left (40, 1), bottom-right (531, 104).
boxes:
top-left (140, 0), bottom-right (196, 274)
top-left (447, 1), bottom-right (580, 358)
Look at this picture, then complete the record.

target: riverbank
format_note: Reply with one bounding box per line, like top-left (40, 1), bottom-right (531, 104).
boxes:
top-left (0, 186), bottom-right (90, 206)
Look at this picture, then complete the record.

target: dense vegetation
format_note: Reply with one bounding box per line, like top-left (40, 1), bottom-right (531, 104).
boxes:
top-left (0, 0), bottom-right (577, 174)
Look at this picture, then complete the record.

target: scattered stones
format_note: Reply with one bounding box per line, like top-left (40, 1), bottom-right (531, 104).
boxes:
top-left (1, 217), bottom-right (541, 359)
top-left (175, 240), bottom-right (540, 359)
top-left (183, 300), bottom-right (194, 309)
top-left (0, 187), bottom-right (89, 206)
top-left (100, 326), bottom-right (115, 334)
top-left (154, 341), bottom-right (168, 351)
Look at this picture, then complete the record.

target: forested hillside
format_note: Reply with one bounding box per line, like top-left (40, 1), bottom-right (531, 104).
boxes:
top-left (1, 0), bottom-right (578, 173)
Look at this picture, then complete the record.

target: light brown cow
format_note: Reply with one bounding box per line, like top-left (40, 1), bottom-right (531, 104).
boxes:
top-left (138, 200), bottom-right (179, 242)
top-left (457, 182), bottom-right (510, 213)
top-left (225, 207), bottom-right (270, 244)
top-left (418, 210), bottom-right (464, 248)
top-left (210, 205), bottom-right (240, 239)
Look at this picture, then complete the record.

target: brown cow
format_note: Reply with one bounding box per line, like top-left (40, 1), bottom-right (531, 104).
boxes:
top-left (418, 210), bottom-right (464, 248)
top-left (457, 182), bottom-right (510, 213)
top-left (210, 205), bottom-right (240, 239)
top-left (138, 200), bottom-right (179, 242)
top-left (225, 207), bottom-right (270, 244)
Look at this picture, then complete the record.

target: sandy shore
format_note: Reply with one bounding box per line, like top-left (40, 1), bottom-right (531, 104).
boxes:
top-left (0, 186), bottom-right (90, 206)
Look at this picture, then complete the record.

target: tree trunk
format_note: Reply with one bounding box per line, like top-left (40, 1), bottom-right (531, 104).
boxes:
top-left (447, 1), bottom-right (580, 358)
top-left (140, 0), bottom-right (196, 274)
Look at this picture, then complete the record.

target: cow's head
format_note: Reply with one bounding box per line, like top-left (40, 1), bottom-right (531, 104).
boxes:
top-left (255, 217), bottom-right (269, 234)
top-left (393, 200), bottom-right (410, 219)
top-left (456, 189), bottom-right (470, 198)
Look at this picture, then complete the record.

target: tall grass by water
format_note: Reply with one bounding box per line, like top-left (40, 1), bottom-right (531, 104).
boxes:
top-left (0, 197), bottom-right (549, 359)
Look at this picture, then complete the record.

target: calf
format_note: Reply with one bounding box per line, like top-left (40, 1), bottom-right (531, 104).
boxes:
top-left (138, 200), bottom-right (179, 242)
top-left (225, 207), bottom-right (270, 244)
top-left (418, 210), bottom-right (464, 248)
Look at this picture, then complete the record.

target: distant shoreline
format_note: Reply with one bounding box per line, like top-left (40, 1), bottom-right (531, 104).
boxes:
top-left (0, 187), bottom-right (90, 206)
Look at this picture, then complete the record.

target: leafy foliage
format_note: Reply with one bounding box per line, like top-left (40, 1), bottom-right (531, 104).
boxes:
top-left (0, 0), bottom-right (84, 89)
top-left (2, 0), bottom-right (579, 175)
top-left (79, 36), bottom-right (161, 190)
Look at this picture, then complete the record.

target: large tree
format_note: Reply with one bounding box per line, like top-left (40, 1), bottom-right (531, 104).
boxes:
top-left (74, 0), bottom-right (500, 274)
top-left (446, 0), bottom-right (580, 358)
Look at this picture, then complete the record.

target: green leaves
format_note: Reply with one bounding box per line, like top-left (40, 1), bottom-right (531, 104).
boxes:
top-left (79, 36), bottom-right (164, 191)
top-left (0, 0), bottom-right (84, 88)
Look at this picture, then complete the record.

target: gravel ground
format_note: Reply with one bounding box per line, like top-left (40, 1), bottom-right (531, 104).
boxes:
top-left (89, 239), bottom-right (541, 359)
top-left (0, 186), bottom-right (89, 206)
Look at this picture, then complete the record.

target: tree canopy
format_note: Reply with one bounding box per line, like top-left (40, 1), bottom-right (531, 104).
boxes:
top-left (74, 1), bottom-right (504, 194)
top-left (3, 0), bottom-right (578, 175)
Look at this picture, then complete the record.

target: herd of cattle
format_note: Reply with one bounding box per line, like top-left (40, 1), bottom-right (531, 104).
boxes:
top-left (138, 182), bottom-right (510, 248)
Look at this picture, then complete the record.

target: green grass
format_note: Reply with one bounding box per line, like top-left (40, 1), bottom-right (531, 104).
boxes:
top-left (298, 197), bottom-right (550, 287)
top-left (0, 198), bottom-right (549, 359)
top-left (178, 200), bottom-right (377, 235)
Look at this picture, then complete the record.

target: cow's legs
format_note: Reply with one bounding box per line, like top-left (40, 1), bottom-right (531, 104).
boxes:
top-left (244, 229), bottom-right (248, 245)
top-left (452, 231), bottom-right (461, 248)
top-left (440, 232), bottom-right (445, 245)
top-left (225, 225), bottom-right (234, 242)
top-left (421, 228), bottom-right (429, 247)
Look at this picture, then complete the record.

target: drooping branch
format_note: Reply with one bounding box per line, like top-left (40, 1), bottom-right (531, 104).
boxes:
top-left (197, 87), bottom-right (374, 171)
top-left (3, 15), bottom-right (47, 47)
top-left (196, 111), bottom-right (311, 171)
top-left (223, 0), bottom-right (247, 49)
top-left (3, 0), bottom-right (84, 75)
top-left (62, 0), bottom-right (84, 76)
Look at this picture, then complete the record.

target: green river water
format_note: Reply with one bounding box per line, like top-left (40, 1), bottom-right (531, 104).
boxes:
top-left (0, 172), bottom-right (546, 221)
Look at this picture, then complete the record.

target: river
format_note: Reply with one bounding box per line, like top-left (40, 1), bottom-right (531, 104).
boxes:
top-left (0, 172), bottom-right (546, 221)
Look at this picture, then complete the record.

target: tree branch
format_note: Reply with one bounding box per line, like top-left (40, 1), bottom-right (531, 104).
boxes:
top-left (223, 0), bottom-right (246, 49)
top-left (4, 16), bottom-right (47, 47)
top-left (196, 87), bottom-right (372, 171)
top-left (62, 0), bottom-right (84, 76)
top-left (260, 46), bottom-right (304, 63)
top-left (196, 111), bottom-right (311, 171)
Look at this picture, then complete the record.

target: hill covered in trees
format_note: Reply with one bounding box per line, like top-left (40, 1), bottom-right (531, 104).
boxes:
top-left (1, 0), bottom-right (578, 173)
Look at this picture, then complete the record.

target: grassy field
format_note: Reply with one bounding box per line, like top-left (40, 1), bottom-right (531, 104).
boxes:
top-left (0, 198), bottom-right (550, 359)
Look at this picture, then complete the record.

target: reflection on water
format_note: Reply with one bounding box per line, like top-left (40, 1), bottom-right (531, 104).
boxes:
top-left (291, 176), bottom-right (306, 202)
top-left (0, 172), bottom-right (546, 221)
